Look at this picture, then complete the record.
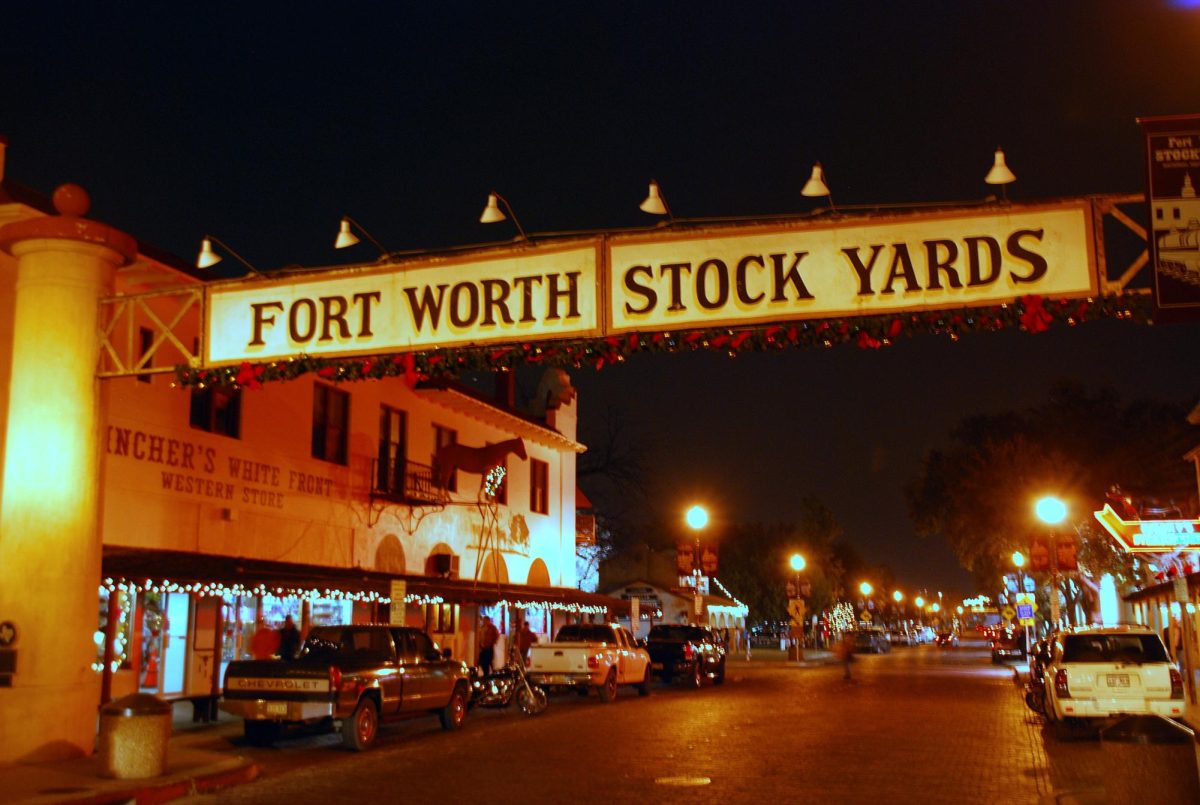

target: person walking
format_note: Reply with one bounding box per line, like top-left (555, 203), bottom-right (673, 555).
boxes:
top-left (837, 631), bottom-right (856, 682)
top-left (516, 620), bottom-right (538, 662)
top-left (277, 615), bottom-right (301, 660)
top-left (478, 615), bottom-right (500, 673)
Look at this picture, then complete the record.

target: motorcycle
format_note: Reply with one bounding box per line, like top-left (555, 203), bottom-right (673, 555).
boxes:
top-left (1023, 638), bottom-right (1049, 716)
top-left (469, 654), bottom-right (548, 716)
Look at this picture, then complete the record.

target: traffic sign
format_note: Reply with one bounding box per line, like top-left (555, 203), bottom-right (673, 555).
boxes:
top-left (788, 598), bottom-right (806, 623)
top-left (1001, 606), bottom-right (1016, 621)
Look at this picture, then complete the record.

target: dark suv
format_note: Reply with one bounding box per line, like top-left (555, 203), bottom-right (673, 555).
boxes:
top-left (646, 625), bottom-right (727, 687)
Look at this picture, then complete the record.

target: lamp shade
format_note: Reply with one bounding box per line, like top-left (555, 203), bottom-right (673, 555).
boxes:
top-left (985, 148), bottom-right (1016, 185)
top-left (480, 192), bottom-right (506, 224)
top-left (196, 237), bottom-right (222, 269)
top-left (801, 163), bottom-right (830, 197)
top-left (639, 180), bottom-right (668, 215)
top-left (334, 217), bottom-right (360, 249)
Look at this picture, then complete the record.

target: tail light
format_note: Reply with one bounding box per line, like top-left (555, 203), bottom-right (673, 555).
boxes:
top-left (683, 643), bottom-right (695, 662)
top-left (1054, 669), bottom-right (1070, 699)
top-left (1170, 667), bottom-right (1184, 700)
top-left (587, 654), bottom-right (600, 669)
top-left (329, 666), bottom-right (343, 694)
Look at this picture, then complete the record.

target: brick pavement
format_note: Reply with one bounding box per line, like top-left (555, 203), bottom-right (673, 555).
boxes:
top-left (179, 641), bottom-right (1117, 805)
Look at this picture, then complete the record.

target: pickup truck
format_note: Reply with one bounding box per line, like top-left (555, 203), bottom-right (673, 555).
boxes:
top-left (221, 624), bottom-right (471, 751)
top-left (646, 624), bottom-right (727, 687)
top-left (526, 622), bottom-right (652, 702)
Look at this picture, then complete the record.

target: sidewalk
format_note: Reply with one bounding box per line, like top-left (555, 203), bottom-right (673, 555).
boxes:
top-left (1, 704), bottom-right (257, 805)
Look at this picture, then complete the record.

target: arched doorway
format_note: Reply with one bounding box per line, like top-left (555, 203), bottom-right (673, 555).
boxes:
top-left (526, 558), bottom-right (551, 587)
top-left (478, 551), bottom-right (509, 584)
top-left (374, 535), bottom-right (406, 574)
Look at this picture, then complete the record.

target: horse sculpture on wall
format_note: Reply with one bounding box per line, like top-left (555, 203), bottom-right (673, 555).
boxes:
top-left (434, 437), bottom-right (528, 492)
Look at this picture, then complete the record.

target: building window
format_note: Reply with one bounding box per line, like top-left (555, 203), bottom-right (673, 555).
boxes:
top-left (434, 425), bottom-right (457, 492)
top-left (378, 406), bottom-right (407, 493)
top-left (137, 327), bottom-right (154, 383)
top-left (190, 387), bottom-right (241, 438)
top-left (312, 383), bottom-right (349, 464)
top-left (530, 458), bottom-right (549, 515)
top-left (424, 603), bottom-right (457, 634)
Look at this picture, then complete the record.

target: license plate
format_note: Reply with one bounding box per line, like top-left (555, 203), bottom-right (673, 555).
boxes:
top-left (549, 675), bottom-right (570, 685)
top-left (266, 701), bottom-right (289, 715)
top-left (651, 662), bottom-right (663, 670)
top-left (1106, 674), bottom-right (1130, 688)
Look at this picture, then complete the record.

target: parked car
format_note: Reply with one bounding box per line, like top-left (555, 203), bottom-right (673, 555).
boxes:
top-left (527, 622), bottom-right (652, 702)
top-left (221, 625), bottom-right (471, 751)
top-left (1041, 626), bottom-right (1184, 736)
top-left (645, 624), bottom-right (727, 687)
top-left (990, 630), bottom-right (1026, 663)
top-left (852, 628), bottom-right (891, 654)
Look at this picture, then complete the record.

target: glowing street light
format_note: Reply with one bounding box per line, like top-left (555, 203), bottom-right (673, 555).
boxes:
top-left (892, 590), bottom-right (903, 603)
top-left (684, 504), bottom-right (709, 626)
top-left (787, 553), bottom-right (807, 662)
top-left (859, 581), bottom-right (873, 597)
top-left (1012, 550), bottom-right (1026, 568)
top-left (1035, 495), bottom-right (1067, 525)
top-left (1034, 495), bottom-right (1067, 627)
top-left (915, 595), bottom-right (925, 608)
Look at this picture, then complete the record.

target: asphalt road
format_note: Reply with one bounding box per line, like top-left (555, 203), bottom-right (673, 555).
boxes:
top-left (183, 639), bottom-right (1132, 804)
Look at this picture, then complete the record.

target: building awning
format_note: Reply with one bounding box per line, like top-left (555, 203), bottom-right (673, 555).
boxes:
top-left (102, 546), bottom-right (627, 616)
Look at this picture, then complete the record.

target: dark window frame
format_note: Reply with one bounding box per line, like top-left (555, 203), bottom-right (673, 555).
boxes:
top-left (433, 425), bottom-right (457, 492)
top-left (530, 458), bottom-right (549, 515)
top-left (189, 386), bottom-right (242, 438)
top-left (312, 383), bottom-right (350, 465)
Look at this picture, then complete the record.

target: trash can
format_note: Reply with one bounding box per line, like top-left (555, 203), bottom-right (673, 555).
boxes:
top-left (97, 693), bottom-right (172, 779)
top-left (1099, 714), bottom-right (1200, 803)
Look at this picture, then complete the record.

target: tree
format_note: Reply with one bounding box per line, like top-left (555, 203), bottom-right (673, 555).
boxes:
top-left (906, 382), bottom-right (1195, 619)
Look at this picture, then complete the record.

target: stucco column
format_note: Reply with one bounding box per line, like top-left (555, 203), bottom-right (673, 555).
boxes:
top-left (0, 184), bottom-right (135, 762)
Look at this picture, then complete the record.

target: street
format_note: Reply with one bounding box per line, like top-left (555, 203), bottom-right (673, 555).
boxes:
top-left (182, 638), bottom-right (1115, 804)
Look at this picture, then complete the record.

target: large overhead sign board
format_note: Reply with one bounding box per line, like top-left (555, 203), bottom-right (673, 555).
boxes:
top-left (206, 241), bottom-right (602, 366)
top-left (1094, 504), bottom-right (1200, 553)
top-left (607, 204), bottom-right (1094, 333)
top-left (205, 202), bottom-right (1096, 366)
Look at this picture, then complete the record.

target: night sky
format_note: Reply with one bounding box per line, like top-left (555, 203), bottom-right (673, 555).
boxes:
top-left (4, 2), bottom-right (1200, 593)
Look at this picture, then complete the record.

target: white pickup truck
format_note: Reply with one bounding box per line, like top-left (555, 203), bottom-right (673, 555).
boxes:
top-left (527, 622), bottom-right (652, 702)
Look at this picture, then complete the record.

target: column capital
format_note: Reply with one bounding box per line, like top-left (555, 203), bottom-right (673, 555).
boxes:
top-left (0, 183), bottom-right (136, 265)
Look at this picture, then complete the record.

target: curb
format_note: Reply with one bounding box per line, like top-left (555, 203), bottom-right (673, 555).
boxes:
top-left (11, 757), bottom-right (258, 805)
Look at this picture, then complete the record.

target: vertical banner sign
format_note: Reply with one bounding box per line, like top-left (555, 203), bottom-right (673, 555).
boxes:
top-left (1054, 536), bottom-right (1078, 572)
top-left (1029, 534), bottom-right (1052, 573)
top-left (1139, 114), bottom-right (1200, 323)
top-left (390, 580), bottom-right (406, 626)
top-left (676, 543), bottom-right (696, 575)
top-left (700, 544), bottom-right (719, 575)
top-left (630, 597), bottom-right (640, 633)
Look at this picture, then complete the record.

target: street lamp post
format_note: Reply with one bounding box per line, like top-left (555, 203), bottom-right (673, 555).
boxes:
top-left (685, 505), bottom-right (708, 626)
top-left (892, 590), bottom-right (904, 631)
top-left (1035, 495), bottom-right (1067, 629)
top-left (789, 553), bottom-right (806, 662)
top-left (1013, 550), bottom-right (1033, 655)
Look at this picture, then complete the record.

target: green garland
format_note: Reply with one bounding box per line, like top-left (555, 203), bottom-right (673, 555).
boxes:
top-left (173, 292), bottom-right (1153, 390)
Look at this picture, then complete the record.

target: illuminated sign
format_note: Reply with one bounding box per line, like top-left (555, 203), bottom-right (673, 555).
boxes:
top-left (608, 203), bottom-right (1095, 333)
top-left (206, 241), bottom-right (602, 365)
top-left (1093, 504), bottom-right (1200, 553)
top-left (202, 203), bottom-right (1098, 366)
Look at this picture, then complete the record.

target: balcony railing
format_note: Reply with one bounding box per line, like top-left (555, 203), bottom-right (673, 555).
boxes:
top-left (371, 458), bottom-right (447, 506)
